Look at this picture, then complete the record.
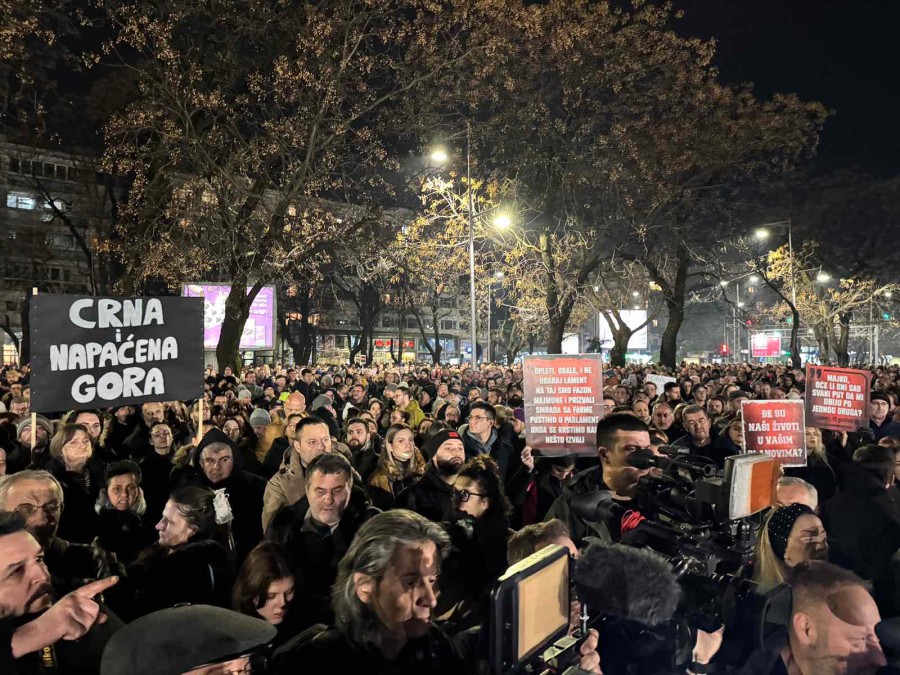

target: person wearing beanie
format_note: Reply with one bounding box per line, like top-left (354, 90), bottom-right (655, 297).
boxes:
top-left (869, 392), bottom-right (900, 441)
top-left (753, 503), bottom-right (828, 585)
top-left (395, 429), bottom-right (465, 522)
top-left (310, 394), bottom-right (341, 440)
top-left (6, 415), bottom-right (54, 473)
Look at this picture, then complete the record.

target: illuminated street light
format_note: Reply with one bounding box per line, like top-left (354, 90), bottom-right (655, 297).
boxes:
top-left (754, 228), bottom-right (770, 241)
top-left (816, 271), bottom-right (831, 283)
top-left (494, 271), bottom-right (504, 279)
top-left (632, 290), bottom-right (640, 297)
top-left (430, 148), bottom-right (448, 164)
top-left (886, 291), bottom-right (894, 298)
top-left (737, 301), bottom-right (745, 308)
top-left (719, 280), bottom-right (729, 287)
top-left (494, 214), bottom-right (511, 230)
top-left (749, 275), bottom-right (760, 283)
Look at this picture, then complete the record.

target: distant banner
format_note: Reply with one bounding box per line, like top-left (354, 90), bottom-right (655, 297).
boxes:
top-left (645, 374), bottom-right (676, 392)
top-left (741, 399), bottom-right (807, 467)
top-left (523, 354), bottom-right (603, 456)
top-left (30, 295), bottom-right (204, 413)
top-left (805, 366), bottom-right (872, 433)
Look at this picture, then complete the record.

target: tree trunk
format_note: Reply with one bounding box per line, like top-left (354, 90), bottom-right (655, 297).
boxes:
top-left (789, 307), bottom-right (801, 368)
top-left (609, 328), bottom-right (633, 367)
top-left (658, 248), bottom-right (690, 369)
top-left (215, 280), bottom-right (259, 373)
top-left (835, 313), bottom-right (851, 366)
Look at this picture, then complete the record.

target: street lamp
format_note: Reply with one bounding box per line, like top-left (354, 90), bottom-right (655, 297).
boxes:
top-left (749, 275), bottom-right (760, 284)
top-left (754, 228), bottom-right (770, 241)
top-left (816, 271), bottom-right (831, 283)
top-left (430, 125), bottom-right (511, 366)
top-left (719, 280), bottom-right (729, 288)
top-left (632, 290), bottom-right (640, 297)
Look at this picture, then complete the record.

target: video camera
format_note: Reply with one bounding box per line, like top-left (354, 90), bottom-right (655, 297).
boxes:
top-left (562, 452), bottom-right (791, 668)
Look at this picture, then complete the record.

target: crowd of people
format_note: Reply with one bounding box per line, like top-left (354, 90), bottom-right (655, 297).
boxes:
top-left (0, 359), bottom-right (899, 674)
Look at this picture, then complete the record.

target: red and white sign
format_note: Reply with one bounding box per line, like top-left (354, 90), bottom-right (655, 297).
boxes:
top-left (751, 335), bottom-right (781, 358)
top-left (805, 366), bottom-right (872, 433)
top-left (523, 354), bottom-right (603, 456)
top-left (373, 339), bottom-right (415, 349)
top-left (741, 400), bottom-right (807, 467)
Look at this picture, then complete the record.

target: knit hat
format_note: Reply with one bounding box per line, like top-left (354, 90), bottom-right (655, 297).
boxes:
top-left (767, 503), bottom-right (814, 561)
top-left (384, 383), bottom-right (399, 394)
top-left (424, 429), bottom-right (463, 457)
top-left (101, 605), bottom-right (276, 675)
top-left (248, 409), bottom-right (271, 427)
top-left (236, 388), bottom-right (252, 400)
top-left (311, 394), bottom-right (332, 411)
top-left (514, 408), bottom-right (525, 423)
top-left (16, 414), bottom-right (53, 439)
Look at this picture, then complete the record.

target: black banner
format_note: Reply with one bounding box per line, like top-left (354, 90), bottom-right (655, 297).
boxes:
top-left (30, 295), bottom-right (204, 413)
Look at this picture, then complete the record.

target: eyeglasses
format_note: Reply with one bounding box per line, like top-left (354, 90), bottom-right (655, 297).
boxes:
top-left (14, 501), bottom-right (63, 518)
top-left (453, 489), bottom-right (487, 502)
top-left (468, 415), bottom-right (491, 423)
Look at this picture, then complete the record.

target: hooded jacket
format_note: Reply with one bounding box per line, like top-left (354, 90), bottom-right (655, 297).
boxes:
top-left (94, 488), bottom-right (155, 564)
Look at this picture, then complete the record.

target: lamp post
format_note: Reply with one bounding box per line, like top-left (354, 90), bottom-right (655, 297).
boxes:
top-left (431, 127), bottom-right (511, 368)
top-left (755, 219), bottom-right (799, 367)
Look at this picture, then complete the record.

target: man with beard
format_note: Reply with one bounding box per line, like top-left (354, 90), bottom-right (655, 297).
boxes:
top-left (343, 384), bottom-right (368, 422)
top-left (0, 512), bottom-right (121, 673)
top-left (346, 417), bottom-right (383, 482)
top-left (5, 416), bottom-right (53, 474)
top-left (396, 430), bottom-right (465, 522)
top-left (0, 471), bottom-right (110, 594)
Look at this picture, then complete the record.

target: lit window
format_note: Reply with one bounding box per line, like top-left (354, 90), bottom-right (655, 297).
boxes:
top-left (6, 192), bottom-right (36, 210)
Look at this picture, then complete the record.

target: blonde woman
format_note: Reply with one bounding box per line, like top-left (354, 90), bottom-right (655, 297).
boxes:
top-left (366, 423), bottom-right (426, 510)
top-left (753, 504), bottom-right (828, 585)
top-left (783, 427), bottom-right (838, 502)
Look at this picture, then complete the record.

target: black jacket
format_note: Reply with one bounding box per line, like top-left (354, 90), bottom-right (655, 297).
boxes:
top-left (46, 456), bottom-right (106, 545)
top-left (266, 489), bottom-right (379, 626)
top-left (44, 536), bottom-right (111, 595)
top-left (95, 505), bottom-right (156, 565)
top-left (124, 539), bottom-right (234, 620)
top-left (273, 625), bottom-right (467, 675)
top-left (820, 463), bottom-right (900, 614)
top-left (395, 463), bottom-right (455, 522)
top-left (461, 427), bottom-right (516, 481)
top-left (543, 466), bottom-right (622, 546)
top-left (263, 436), bottom-right (291, 478)
top-left (137, 450), bottom-right (176, 522)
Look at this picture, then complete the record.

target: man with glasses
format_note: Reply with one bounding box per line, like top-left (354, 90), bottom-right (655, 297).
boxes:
top-left (460, 402), bottom-right (515, 481)
top-left (0, 471), bottom-right (111, 594)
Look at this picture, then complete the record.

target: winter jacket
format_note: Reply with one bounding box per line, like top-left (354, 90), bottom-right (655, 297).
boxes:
top-left (46, 455), bottom-right (107, 545)
top-left (94, 490), bottom-right (155, 564)
top-left (543, 466), bottom-right (616, 546)
top-left (459, 425), bottom-right (516, 481)
top-left (395, 462), bottom-right (456, 522)
top-left (366, 449), bottom-right (427, 511)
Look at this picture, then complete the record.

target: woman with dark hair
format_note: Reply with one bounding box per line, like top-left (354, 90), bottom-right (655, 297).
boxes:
top-left (222, 414), bottom-right (265, 476)
top-left (125, 485), bottom-right (235, 619)
top-left (95, 459), bottom-right (155, 563)
top-left (46, 423), bottom-right (106, 544)
top-left (233, 542), bottom-right (307, 646)
top-left (448, 455), bottom-right (511, 606)
top-left (138, 420), bottom-right (178, 522)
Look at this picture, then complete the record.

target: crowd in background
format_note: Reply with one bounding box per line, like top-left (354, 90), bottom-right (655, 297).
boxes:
top-left (1, 360), bottom-right (899, 674)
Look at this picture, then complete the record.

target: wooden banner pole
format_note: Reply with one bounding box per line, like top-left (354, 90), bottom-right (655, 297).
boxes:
top-left (30, 287), bottom-right (38, 453)
top-left (195, 397), bottom-right (204, 445)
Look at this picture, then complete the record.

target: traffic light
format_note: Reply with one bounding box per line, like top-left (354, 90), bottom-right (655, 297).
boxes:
top-left (745, 318), bottom-right (754, 327)
top-left (883, 312), bottom-right (893, 321)
top-left (720, 343), bottom-right (729, 355)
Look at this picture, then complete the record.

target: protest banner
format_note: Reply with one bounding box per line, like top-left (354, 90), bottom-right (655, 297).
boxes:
top-left (741, 399), bottom-right (807, 467)
top-left (645, 374), bottom-right (676, 392)
top-left (805, 366), bottom-right (872, 433)
top-left (523, 354), bottom-right (603, 456)
top-left (30, 295), bottom-right (204, 413)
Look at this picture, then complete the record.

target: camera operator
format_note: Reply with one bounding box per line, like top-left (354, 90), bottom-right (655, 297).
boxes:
top-left (272, 510), bottom-right (602, 673)
top-left (545, 413), bottom-right (656, 545)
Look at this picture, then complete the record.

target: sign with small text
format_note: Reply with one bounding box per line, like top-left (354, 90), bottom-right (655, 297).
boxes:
top-left (523, 354), bottom-right (603, 456)
top-left (804, 366), bottom-right (871, 433)
top-left (741, 399), bottom-right (807, 467)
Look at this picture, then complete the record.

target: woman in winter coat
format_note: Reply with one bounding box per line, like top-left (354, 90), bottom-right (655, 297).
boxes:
top-left (124, 485), bottom-right (235, 620)
top-left (94, 460), bottom-right (155, 564)
top-left (366, 423), bottom-right (426, 510)
top-left (45, 423), bottom-right (106, 544)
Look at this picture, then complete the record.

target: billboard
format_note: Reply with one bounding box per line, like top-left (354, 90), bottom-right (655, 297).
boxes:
top-left (182, 284), bottom-right (276, 350)
top-left (751, 334), bottom-right (781, 358)
top-left (597, 310), bottom-right (648, 350)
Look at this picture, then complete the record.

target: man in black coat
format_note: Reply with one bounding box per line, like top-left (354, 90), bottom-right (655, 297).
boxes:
top-left (459, 402), bottom-right (516, 481)
top-left (395, 430), bottom-right (464, 522)
top-left (179, 429), bottom-right (265, 564)
top-left (820, 444), bottom-right (900, 615)
top-left (265, 453), bottom-right (378, 628)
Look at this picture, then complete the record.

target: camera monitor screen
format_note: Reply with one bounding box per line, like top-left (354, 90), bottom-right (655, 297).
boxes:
top-left (725, 452), bottom-right (776, 520)
top-left (490, 545), bottom-right (570, 674)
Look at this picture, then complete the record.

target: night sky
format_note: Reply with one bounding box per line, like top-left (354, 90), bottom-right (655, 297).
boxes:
top-left (675, 0), bottom-right (900, 175)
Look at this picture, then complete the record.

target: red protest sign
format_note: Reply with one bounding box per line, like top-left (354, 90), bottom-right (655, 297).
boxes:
top-left (741, 400), bottom-right (807, 468)
top-left (805, 366), bottom-right (872, 433)
top-left (523, 354), bottom-right (603, 456)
